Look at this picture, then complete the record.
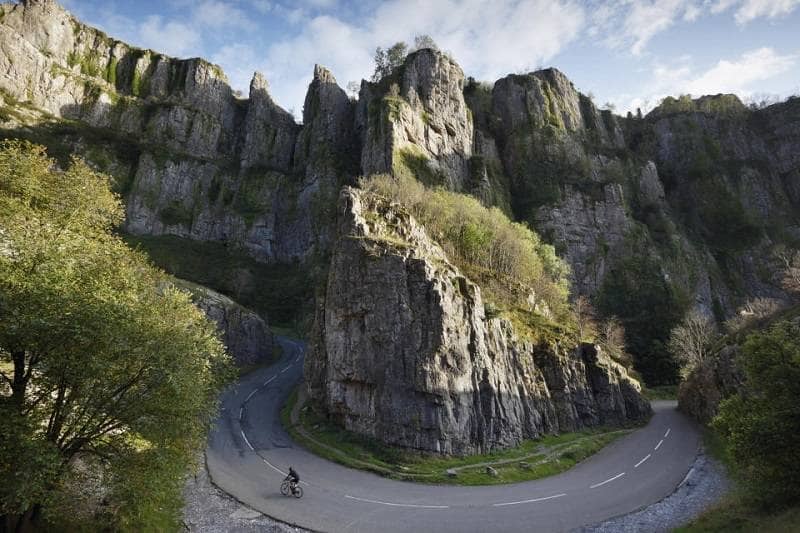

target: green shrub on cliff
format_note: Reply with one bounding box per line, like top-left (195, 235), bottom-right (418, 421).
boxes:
top-left (713, 319), bottom-right (800, 508)
top-left (360, 174), bottom-right (571, 324)
top-left (0, 141), bottom-right (233, 531)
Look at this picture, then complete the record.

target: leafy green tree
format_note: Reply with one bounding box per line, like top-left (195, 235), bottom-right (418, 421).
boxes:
top-left (713, 320), bottom-right (800, 509)
top-left (597, 252), bottom-right (687, 384)
top-left (412, 34), bottom-right (438, 51)
top-left (371, 41), bottom-right (408, 82)
top-left (0, 141), bottom-right (233, 530)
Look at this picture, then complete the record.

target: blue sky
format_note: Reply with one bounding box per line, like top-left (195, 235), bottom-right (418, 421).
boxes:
top-left (59, 0), bottom-right (800, 118)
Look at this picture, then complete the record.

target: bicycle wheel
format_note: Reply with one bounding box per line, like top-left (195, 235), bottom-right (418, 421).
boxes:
top-left (280, 481), bottom-right (291, 496)
top-left (293, 486), bottom-right (303, 498)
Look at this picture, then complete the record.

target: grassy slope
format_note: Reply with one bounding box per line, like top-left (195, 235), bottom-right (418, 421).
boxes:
top-left (676, 501), bottom-right (800, 533)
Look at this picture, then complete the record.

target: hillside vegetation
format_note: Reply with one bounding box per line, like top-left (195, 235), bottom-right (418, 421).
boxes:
top-left (360, 174), bottom-right (573, 337)
top-left (0, 141), bottom-right (233, 531)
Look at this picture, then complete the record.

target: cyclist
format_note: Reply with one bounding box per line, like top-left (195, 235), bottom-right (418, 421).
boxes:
top-left (287, 466), bottom-right (300, 492)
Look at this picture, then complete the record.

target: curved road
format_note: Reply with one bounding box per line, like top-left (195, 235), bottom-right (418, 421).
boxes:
top-left (207, 338), bottom-right (701, 532)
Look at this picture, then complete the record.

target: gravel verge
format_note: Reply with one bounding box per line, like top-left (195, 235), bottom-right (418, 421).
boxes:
top-left (577, 450), bottom-right (730, 533)
top-left (182, 456), bottom-right (310, 533)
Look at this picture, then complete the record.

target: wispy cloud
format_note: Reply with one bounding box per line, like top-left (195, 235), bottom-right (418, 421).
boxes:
top-left (610, 47), bottom-right (797, 113)
top-left (730, 0), bottom-right (800, 24)
top-left (253, 0), bottom-right (585, 116)
top-left (138, 15), bottom-right (201, 57)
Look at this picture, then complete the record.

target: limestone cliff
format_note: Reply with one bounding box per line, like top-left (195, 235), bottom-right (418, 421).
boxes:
top-left (357, 49), bottom-right (473, 189)
top-left (0, 0), bottom-right (350, 265)
top-left (173, 279), bottom-right (274, 367)
top-left (3, 1), bottom-right (800, 388)
top-left (306, 188), bottom-right (650, 455)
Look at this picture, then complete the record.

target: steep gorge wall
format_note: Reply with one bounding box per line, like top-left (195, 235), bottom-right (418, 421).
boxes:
top-left (0, 0), bottom-right (357, 265)
top-left (306, 188), bottom-right (650, 455)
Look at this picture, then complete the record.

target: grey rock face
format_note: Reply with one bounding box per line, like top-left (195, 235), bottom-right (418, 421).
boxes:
top-left (359, 49), bottom-right (473, 190)
top-left (0, 1), bottom-right (352, 265)
top-left (306, 188), bottom-right (651, 455)
top-left (241, 72), bottom-right (299, 173)
top-left (174, 279), bottom-right (274, 367)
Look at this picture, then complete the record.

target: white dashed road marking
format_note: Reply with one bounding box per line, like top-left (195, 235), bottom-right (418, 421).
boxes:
top-left (655, 439), bottom-right (663, 451)
top-left (634, 454), bottom-right (651, 468)
top-left (263, 376), bottom-right (276, 387)
top-left (239, 407), bottom-right (243, 421)
top-left (590, 472), bottom-right (625, 489)
top-left (245, 389), bottom-right (257, 402)
top-left (664, 428), bottom-right (671, 438)
top-left (344, 495), bottom-right (449, 509)
top-left (492, 493), bottom-right (567, 507)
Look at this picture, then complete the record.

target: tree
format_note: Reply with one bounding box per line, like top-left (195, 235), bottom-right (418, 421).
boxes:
top-left (598, 317), bottom-right (630, 366)
top-left (668, 310), bottom-right (716, 377)
top-left (713, 320), bottom-right (800, 507)
top-left (779, 249), bottom-right (800, 294)
top-left (412, 34), bottom-right (438, 52)
top-left (725, 298), bottom-right (785, 333)
top-left (371, 41), bottom-right (408, 83)
top-left (0, 141), bottom-right (233, 530)
top-left (597, 253), bottom-right (688, 385)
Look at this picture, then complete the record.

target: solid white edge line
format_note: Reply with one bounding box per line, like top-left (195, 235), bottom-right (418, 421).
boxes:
top-left (590, 472), bottom-right (625, 489)
top-left (344, 495), bottom-right (448, 509)
top-left (240, 430), bottom-right (254, 451)
top-left (492, 493), bottom-right (567, 507)
top-left (655, 439), bottom-right (663, 451)
top-left (634, 454), bottom-right (651, 468)
top-left (664, 428), bottom-right (671, 438)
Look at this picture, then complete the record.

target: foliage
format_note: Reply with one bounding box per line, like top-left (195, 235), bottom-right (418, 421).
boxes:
top-left (713, 319), bottom-right (800, 508)
top-left (725, 298), bottom-right (786, 334)
top-left (574, 295), bottom-right (597, 341)
top-left (411, 34), bottom-right (438, 52)
top-left (651, 94), bottom-right (747, 118)
top-left (124, 235), bottom-right (314, 331)
top-left (371, 42), bottom-right (408, 83)
top-left (669, 310), bottom-right (717, 377)
top-left (360, 174), bottom-right (572, 322)
top-left (778, 248), bottom-right (800, 294)
top-left (158, 199), bottom-right (193, 227)
top-left (0, 141), bottom-right (233, 530)
top-left (598, 317), bottom-right (632, 367)
top-left (597, 249), bottom-right (689, 385)
top-left (676, 498), bottom-right (800, 533)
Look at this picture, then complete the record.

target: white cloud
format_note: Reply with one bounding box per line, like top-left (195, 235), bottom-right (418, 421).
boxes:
top-left (595, 1), bottom-right (704, 55)
top-left (609, 47), bottom-right (797, 113)
top-left (732, 0), bottom-right (800, 23)
top-left (192, 1), bottom-right (256, 30)
top-left (684, 47), bottom-right (796, 93)
top-left (258, 0), bottom-right (585, 116)
top-left (710, 0), bottom-right (800, 22)
top-left (211, 43), bottom-right (266, 95)
top-left (138, 15), bottom-right (202, 57)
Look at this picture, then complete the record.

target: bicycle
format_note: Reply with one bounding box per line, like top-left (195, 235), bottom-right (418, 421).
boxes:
top-left (280, 476), bottom-right (303, 498)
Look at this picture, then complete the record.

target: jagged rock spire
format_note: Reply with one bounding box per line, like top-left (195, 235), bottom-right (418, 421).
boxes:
top-left (313, 64), bottom-right (337, 84)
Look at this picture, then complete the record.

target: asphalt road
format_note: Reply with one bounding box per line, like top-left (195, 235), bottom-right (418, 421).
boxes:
top-left (206, 338), bottom-right (701, 533)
